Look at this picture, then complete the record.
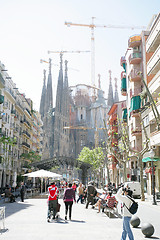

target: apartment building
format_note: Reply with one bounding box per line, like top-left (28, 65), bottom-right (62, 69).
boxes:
top-left (0, 61), bottom-right (43, 189)
top-left (142, 13), bottom-right (160, 194)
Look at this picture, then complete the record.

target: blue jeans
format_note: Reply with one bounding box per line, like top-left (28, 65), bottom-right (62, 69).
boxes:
top-left (77, 194), bottom-right (83, 203)
top-left (121, 216), bottom-right (134, 240)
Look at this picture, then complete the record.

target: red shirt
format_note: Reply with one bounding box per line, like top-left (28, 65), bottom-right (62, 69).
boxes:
top-left (48, 185), bottom-right (58, 201)
top-left (107, 196), bottom-right (117, 208)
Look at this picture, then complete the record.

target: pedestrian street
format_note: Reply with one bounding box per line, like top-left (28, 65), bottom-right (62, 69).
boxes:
top-left (0, 197), bottom-right (159, 240)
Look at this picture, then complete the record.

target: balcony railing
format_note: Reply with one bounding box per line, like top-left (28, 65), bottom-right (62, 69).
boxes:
top-left (130, 87), bottom-right (142, 98)
top-left (0, 72), bottom-right (5, 87)
top-left (22, 142), bottom-right (30, 148)
top-left (23, 119), bottom-right (31, 127)
top-left (129, 52), bottom-right (141, 65)
top-left (5, 87), bottom-right (16, 100)
top-left (128, 35), bottom-right (141, 48)
top-left (129, 68), bottom-right (141, 82)
top-left (131, 127), bottom-right (142, 136)
top-left (23, 130), bottom-right (31, 138)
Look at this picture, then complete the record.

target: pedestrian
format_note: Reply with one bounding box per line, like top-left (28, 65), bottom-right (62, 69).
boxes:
top-left (116, 186), bottom-right (134, 240)
top-left (72, 182), bottom-right (77, 192)
top-left (20, 182), bottom-right (26, 202)
top-left (47, 182), bottom-right (58, 222)
top-left (77, 183), bottom-right (84, 204)
top-left (85, 181), bottom-right (97, 209)
top-left (63, 183), bottom-right (76, 220)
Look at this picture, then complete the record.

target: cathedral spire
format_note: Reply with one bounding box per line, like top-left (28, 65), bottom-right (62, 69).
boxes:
top-left (114, 77), bottom-right (119, 102)
top-left (39, 69), bottom-right (47, 118)
top-left (46, 58), bottom-right (53, 112)
top-left (107, 70), bottom-right (114, 109)
top-left (98, 74), bottom-right (101, 89)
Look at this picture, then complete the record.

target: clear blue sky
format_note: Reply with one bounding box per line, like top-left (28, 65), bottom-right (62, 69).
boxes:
top-left (0, 0), bottom-right (159, 110)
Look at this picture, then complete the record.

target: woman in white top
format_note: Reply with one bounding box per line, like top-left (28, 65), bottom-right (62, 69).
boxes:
top-left (116, 187), bottom-right (134, 240)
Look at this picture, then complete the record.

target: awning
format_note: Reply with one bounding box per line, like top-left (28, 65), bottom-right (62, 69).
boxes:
top-left (142, 157), bottom-right (160, 162)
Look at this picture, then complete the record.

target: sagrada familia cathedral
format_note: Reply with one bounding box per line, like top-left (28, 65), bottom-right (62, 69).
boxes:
top-left (39, 54), bottom-right (119, 165)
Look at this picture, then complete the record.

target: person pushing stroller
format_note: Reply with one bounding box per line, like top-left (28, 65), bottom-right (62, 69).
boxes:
top-left (47, 182), bottom-right (59, 222)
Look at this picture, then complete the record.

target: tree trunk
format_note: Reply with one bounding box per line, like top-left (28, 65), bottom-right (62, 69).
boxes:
top-left (139, 155), bottom-right (145, 201)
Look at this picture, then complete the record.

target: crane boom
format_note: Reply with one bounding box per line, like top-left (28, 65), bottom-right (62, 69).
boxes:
top-left (65, 17), bottom-right (146, 89)
top-left (48, 50), bottom-right (90, 54)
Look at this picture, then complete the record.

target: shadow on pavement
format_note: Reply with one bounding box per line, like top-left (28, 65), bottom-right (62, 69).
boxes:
top-left (0, 200), bottom-right (33, 218)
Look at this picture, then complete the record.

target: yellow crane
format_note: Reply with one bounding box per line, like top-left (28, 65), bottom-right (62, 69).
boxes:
top-left (65, 17), bottom-right (146, 88)
top-left (64, 124), bottom-right (105, 148)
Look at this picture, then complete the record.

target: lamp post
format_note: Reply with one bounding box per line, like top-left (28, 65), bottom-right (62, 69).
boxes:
top-left (149, 149), bottom-right (157, 205)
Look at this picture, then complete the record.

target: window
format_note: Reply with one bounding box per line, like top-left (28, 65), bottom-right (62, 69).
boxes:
top-left (81, 114), bottom-right (83, 120)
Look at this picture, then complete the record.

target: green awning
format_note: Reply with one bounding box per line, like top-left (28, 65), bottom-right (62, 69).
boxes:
top-left (122, 108), bottom-right (127, 122)
top-left (121, 78), bottom-right (126, 91)
top-left (142, 157), bottom-right (160, 162)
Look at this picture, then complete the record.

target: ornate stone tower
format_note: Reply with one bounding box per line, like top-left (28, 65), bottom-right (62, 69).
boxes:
top-left (39, 59), bottom-right (54, 160)
top-left (53, 54), bottom-right (64, 156)
top-left (114, 77), bottom-right (119, 103)
top-left (107, 70), bottom-right (114, 111)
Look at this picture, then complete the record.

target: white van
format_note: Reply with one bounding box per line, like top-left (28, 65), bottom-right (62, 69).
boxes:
top-left (124, 181), bottom-right (141, 199)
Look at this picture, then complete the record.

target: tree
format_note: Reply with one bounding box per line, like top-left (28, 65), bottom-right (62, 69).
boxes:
top-left (20, 151), bottom-right (41, 169)
top-left (77, 146), bottom-right (105, 185)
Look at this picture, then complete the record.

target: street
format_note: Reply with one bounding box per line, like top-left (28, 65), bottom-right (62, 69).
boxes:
top-left (0, 196), bottom-right (160, 240)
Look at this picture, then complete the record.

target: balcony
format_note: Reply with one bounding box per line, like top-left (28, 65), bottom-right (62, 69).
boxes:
top-left (147, 44), bottom-right (160, 75)
top-left (128, 35), bottom-right (141, 48)
top-left (0, 95), bottom-right (4, 104)
top-left (5, 87), bottom-right (16, 100)
top-left (2, 116), bottom-right (7, 123)
top-left (129, 95), bottom-right (141, 117)
top-left (146, 17), bottom-right (160, 53)
top-left (22, 142), bottom-right (30, 149)
top-left (120, 56), bottom-right (126, 72)
top-left (3, 101), bottom-right (8, 109)
top-left (109, 113), bottom-right (117, 122)
top-left (130, 87), bottom-right (142, 98)
top-left (129, 68), bottom-right (141, 82)
top-left (23, 130), bottom-right (31, 138)
top-left (122, 108), bottom-right (127, 122)
top-left (23, 119), bottom-right (31, 128)
top-left (129, 52), bottom-right (141, 65)
top-left (121, 77), bottom-right (127, 96)
top-left (11, 109), bottom-right (16, 116)
top-left (131, 127), bottom-right (142, 136)
top-left (0, 72), bottom-right (5, 88)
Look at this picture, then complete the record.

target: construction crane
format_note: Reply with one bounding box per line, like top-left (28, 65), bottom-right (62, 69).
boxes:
top-left (64, 124), bottom-right (105, 148)
top-left (65, 17), bottom-right (146, 88)
top-left (48, 50), bottom-right (90, 54)
top-left (40, 58), bottom-right (79, 72)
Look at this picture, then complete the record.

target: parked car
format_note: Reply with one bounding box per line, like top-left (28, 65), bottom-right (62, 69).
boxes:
top-left (124, 181), bottom-right (141, 199)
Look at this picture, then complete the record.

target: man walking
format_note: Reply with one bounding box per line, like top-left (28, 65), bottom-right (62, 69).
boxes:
top-left (116, 186), bottom-right (134, 240)
top-left (85, 182), bottom-right (97, 209)
top-left (20, 182), bottom-right (26, 202)
top-left (47, 182), bottom-right (58, 222)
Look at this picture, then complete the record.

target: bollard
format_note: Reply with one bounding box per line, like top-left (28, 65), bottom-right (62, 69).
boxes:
top-left (130, 215), bottom-right (140, 228)
top-left (141, 222), bottom-right (154, 237)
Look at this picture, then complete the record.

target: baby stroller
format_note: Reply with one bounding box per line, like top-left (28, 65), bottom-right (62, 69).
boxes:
top-left (48, 200), bottom-right (61, 222)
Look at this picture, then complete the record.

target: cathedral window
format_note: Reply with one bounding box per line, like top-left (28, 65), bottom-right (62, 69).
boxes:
top-left (81, 114), bottom-right (83, 120)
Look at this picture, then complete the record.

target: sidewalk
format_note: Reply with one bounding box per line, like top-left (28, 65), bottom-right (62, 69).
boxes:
top-left (0, 196), bottom-right (159, 240)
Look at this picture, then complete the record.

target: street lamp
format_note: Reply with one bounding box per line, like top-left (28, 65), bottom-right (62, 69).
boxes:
top-left (149, 149), bottom-right (157, 205)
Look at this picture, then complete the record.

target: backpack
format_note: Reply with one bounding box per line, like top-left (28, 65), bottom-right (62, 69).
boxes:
top-left (125, 196), bottom-right (138, 215)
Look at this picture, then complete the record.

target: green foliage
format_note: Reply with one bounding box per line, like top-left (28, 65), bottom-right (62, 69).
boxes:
top-left (20, 151), bottom-right (41, 163)
top-left (77, 146), bottom-right (105, 170)
top-left (0, 136), bottom-right (17, 146)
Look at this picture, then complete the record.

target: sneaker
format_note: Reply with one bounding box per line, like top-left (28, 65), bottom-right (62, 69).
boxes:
top-left (65, 216), bottom-right (67, 220)
top-left (92, 206), bottom-right (95, 209)
top-left (47, 218), bottom-right (50, 223)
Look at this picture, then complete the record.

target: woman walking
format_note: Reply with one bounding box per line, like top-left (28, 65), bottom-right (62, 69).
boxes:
top-left (63, 183), bottom-right (76, 220)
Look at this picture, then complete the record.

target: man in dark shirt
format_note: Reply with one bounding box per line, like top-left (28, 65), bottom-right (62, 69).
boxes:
top-left (86, 182), bottom-right (97, 209)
